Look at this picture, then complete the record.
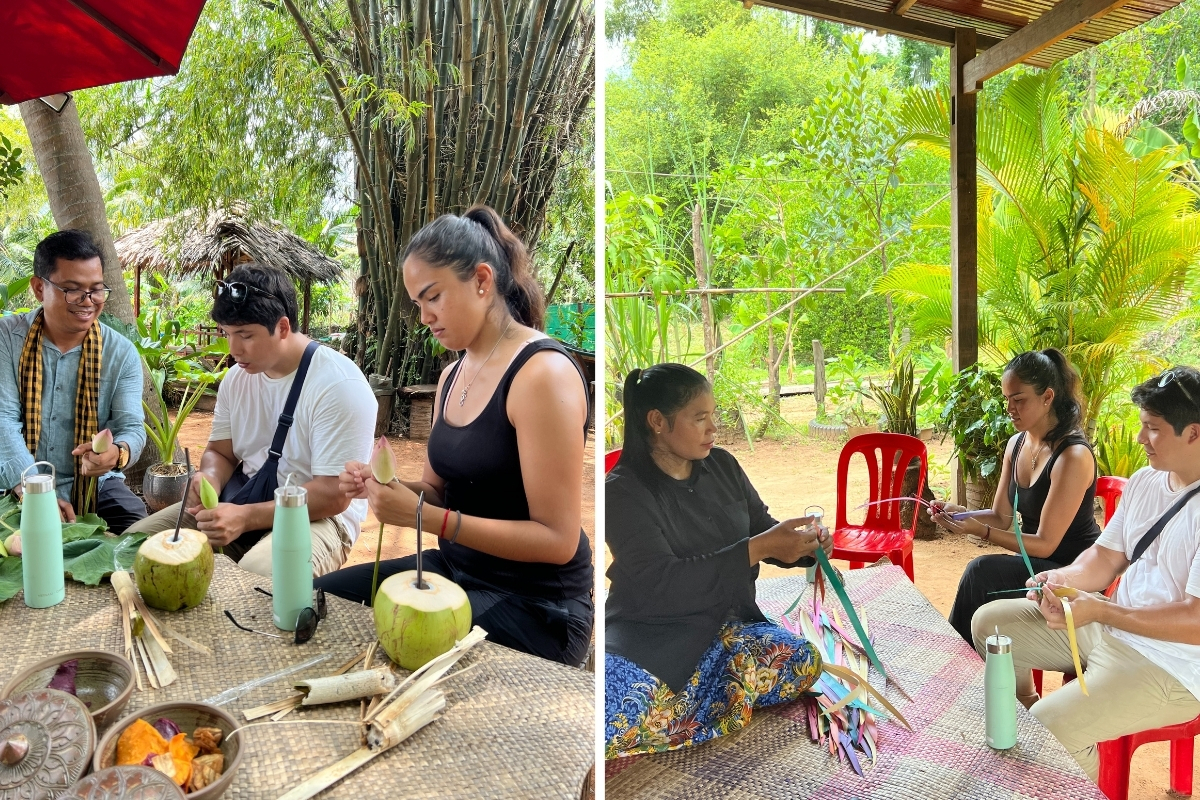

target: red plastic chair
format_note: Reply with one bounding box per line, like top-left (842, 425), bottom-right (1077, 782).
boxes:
top-left (1096, 476), bottom-right (1128, 526)
top-left (830, 433), bottom-right (927, 583)
top-left (604, 449), bottom-right (622, 475)
top-left (1099, 714), bottom-right (1200, 800)
top-left (1032, 475), bottom-right (1127, 694)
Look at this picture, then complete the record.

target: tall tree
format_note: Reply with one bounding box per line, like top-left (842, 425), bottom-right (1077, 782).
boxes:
top-left (283, 0), bottom-right (594, 382)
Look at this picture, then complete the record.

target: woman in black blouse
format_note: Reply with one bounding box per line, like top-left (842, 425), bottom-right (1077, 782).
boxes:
top-left (605, 363), bottom-right (827, 759)
top-left (931, 349), bottom-right (1100, 655)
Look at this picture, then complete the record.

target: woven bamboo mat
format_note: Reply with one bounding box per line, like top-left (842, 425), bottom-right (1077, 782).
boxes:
top-left (0, 555), bottom-right (594, 799)
top-left (605, 566), bottom-right (1107, 800)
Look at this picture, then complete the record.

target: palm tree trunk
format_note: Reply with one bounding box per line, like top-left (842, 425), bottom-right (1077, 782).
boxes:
top-left (19, 98), bottom-right (135, 325)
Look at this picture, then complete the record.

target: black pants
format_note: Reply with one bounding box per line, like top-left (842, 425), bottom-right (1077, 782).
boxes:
top-left (315, 549), bottom-right (594, 667)
top-left (948, 553), bottom-right (1063, 645)
top-left (96, 478), bottom-right (147, 534)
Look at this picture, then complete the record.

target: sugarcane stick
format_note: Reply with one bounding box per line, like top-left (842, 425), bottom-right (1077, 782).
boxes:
top-left (110, 571), bottom-right (145, 638)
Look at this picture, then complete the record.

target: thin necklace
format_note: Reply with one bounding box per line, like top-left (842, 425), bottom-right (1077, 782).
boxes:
top-left (1031, 439), bottom-right (1049, 471)
top-left (457, 318), bottom-right (513, 406)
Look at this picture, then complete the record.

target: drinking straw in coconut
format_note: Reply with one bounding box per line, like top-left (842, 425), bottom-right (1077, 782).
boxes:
top-left (369, 437), bottom-right (396, 604)
top-left (414, 492), bottom-right (427, 590)
top-left (172, 448), bottom-right (191, 543)
top-left (88, 429), bottom-right (112, 516)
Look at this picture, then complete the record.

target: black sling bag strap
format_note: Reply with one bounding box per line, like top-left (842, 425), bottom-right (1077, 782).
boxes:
top-left (1128, 482), bottom-right (1200, 565)
top-left (218, 340), bottom-right (321, 559)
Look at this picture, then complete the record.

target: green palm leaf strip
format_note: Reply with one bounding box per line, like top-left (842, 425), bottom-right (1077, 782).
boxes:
top-left (813, 547), bottom-right (912, 702)
top-left (1012, 489), bottom-right (1036, 580)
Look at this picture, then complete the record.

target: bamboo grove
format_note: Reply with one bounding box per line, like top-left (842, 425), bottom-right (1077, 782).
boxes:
top-left (284, 0), bottom-right (595, 383)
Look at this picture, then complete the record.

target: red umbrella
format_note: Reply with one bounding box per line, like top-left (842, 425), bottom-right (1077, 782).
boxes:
top-left (0, 0), bottom-right (208, 104)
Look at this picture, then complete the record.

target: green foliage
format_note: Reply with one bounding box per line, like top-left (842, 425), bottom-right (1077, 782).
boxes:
top-left (825, 345), bottom-right (879, 426)
top-left (936, 365), bottom-right (1012, 483)
top-left (0, 275), bottom-right (31, 315)
top-left (143, 375), bottom-right (220, 463)
top-left (0, 134), bottom-right (23, 202)
top-left (132, 310), bottom-right (228, 398)
top-left (1095, 421), bottom-right (1149, 478)
top-left (0, 557), bottom-right (19, 604)
top-left (867, 357), bottom-right (939, 436)
top-left (884, 67), bottom-right (1200, 431)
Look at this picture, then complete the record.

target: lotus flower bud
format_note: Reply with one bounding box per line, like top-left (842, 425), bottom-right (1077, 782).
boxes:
top-left (92, 429), bottom-right (113, 453)
top-left (199, 475), bottom-right (219, 510)
top-left (4, 533), bottom-right (19, 557)
top-left (371, 436), bottom-right (396, 484)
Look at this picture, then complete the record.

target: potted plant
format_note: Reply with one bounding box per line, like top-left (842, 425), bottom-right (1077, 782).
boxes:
top-left (141, 372), bottom-right (219, 511)
top-left (867, 358), bottom-right (941, 538)
top-left (936, 364), bottom-right (1012, 509)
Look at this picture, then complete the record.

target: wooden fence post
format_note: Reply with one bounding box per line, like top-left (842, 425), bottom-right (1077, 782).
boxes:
top-left (692, 204), bottom-right (716, 384)
top-left (812, 339), bottom-right (826, 411)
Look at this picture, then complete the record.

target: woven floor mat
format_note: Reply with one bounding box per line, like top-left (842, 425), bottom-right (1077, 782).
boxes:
top-left (605, 566), bottom-right (1105, 800)
top-left (0, 555), bottom-right (594, 799)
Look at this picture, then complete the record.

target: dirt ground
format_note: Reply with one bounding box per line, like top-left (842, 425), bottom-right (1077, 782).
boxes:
top-left (177, 405), bottom-right (1176, 798)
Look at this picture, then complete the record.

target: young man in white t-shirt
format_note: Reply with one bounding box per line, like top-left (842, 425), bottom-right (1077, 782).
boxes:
top-left (973, 366), bottom-right (1200, 781)
top-left (128, 263), bottom-right (376, 577)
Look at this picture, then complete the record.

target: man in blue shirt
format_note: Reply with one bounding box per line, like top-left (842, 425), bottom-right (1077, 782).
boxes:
top-left (0, 230), bottom-right (146, 532)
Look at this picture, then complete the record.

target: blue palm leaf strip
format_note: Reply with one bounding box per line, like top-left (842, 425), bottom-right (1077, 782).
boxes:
top-left (814, 547), bottom-right (912, 702)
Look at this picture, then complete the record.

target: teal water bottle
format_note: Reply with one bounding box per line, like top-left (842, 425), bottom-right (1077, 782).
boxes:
top-left (20, 462), bottom-right (65, 609)
top-left (984, 628), bottom-right (1018, 750)
top-left (272, 477), bottom-right (313, 631)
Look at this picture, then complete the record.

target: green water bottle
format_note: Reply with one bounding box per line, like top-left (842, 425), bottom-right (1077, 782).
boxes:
top-left (20, 462), bottom-right (65, 609)
top-left (984, 628), bottom-right (1018, 750)
top-left (272, 478), bottom-right (312, 631)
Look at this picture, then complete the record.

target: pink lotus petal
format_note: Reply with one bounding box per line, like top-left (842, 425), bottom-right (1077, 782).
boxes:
top-left (370, 436), bottom-right (396, 484)
top-left (92, 429), bottom-right (113, 453)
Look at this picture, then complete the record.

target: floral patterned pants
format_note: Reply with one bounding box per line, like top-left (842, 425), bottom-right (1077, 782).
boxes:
top-left (605, 621), bottom-right (822, 759)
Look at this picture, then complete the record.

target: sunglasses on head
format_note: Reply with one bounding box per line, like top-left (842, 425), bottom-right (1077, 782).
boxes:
top-left (216, 280), bottom-right (284, 305)
top-left (224, 587), bottom-right (327, 644)
top-left (1158, 368), bottom-right (1199, 408)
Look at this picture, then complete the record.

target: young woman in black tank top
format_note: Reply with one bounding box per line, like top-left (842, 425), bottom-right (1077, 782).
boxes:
top-left (315, 207), bottom-right (593, 665)
top-left (930, 349), bottom-right (1100, 645)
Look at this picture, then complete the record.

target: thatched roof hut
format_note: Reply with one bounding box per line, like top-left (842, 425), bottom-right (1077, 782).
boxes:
top-left (114, 208), bottom-right (345, 332)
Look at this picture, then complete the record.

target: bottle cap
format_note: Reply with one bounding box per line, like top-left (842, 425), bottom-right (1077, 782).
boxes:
top-left (21, 462), bottom-right (56, 495)
top-left (986, 633), bottom-right (1012, 654)
top-left (275, 473), bottom-right (307, 507)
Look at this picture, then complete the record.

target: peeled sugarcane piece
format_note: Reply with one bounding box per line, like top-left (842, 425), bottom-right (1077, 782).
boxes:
top-left (366, 626), bottom-right (487, 728)
top-left (142, 631), bottom-right (178, 688)
top-left (274, 690), bottom-right (446, 800)
top-left (110, 571), bottom-right (146, 638)
top-left (295, 666), bottom-right (397, 706)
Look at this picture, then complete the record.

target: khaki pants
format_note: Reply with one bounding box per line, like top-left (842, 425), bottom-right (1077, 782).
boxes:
top-left (126, 502), bottom-right (352, 579)
top-left (973, 599), bottom-right (1200, 781)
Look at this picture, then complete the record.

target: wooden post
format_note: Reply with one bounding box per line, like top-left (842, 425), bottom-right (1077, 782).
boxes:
top-left (812, 339), bottom-right (826, 410)
top-left (134, 262), bottom-right (141, 318)
top-left (692, 204), bottom-right (716, 384)
top-left (951, 26), bottom-right (979, 503)
top-left (302, 279), bottom-right (312, 334)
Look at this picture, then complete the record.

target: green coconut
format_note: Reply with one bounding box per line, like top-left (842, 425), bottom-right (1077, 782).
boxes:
top-left (133, 529), bottom-right (214, 611)
top-left (374, 571), bottom-right (472, 670)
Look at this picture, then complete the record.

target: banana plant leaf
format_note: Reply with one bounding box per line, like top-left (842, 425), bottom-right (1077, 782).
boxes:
top-left (0, 557), bottom-right (21, 603)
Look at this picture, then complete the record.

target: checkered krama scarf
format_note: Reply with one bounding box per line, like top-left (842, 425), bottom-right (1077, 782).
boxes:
top-left (18, 309), bottom-right (103, 512)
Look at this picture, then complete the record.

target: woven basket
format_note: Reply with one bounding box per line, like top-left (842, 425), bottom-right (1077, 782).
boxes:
top-left (1, 649), bottom-right (134, 732)
top-left (94, 701), bottom-right (243, 800)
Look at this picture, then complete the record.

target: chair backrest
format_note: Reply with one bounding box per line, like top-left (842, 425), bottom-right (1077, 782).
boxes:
top-left (835, 432), bottom-right (929, 533)
top-left (604, 449), bottom-right (622, 475)
top-left (1096, 475), bottom-right (1128, 526)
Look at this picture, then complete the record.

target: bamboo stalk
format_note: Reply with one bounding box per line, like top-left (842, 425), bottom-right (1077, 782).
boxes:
top-left (142, 633), bottom-right (177, 688)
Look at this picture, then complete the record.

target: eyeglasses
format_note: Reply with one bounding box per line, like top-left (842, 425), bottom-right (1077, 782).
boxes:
top-left (43, 279), bottom-right (111, 305)
top-left (1158, 368), bottom-right (1199, 408)
top-left (224, 587), bottom-right (327, 644)
top-left (216, 280), bottom-right (284, 305)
